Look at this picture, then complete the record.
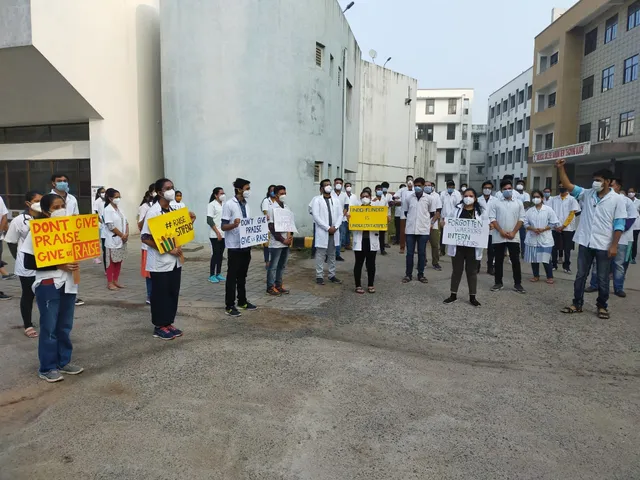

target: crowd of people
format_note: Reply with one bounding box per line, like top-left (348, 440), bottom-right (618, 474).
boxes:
top-left (0, 159), bottom-right (638, 382)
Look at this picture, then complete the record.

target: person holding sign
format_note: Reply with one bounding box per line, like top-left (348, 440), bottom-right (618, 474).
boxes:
top-left (21, 194), bottom-right (84, 383)
top-left (266, 185), bottom-right (293, 296)
top-left (351, 190), bottom-right (380, 294)
top-left (222, 178), bottom-right (258, 317)
top-left (524, 190), bottom-right (560, 284)
top-left (403, 178), bottom-right (435, 284)
top-left (312, 179), bottom-right (344, 285)
top-left (444, 188), bottom-right (486, 306)
top-left (103, 188), bottom-right (129, 290)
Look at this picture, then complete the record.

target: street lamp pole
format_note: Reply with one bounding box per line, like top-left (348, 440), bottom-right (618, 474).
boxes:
top-left (343, 2), bottom-right (354, 13)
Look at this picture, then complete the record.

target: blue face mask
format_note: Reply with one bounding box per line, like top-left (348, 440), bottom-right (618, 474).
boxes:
top-left (376, 190), bottom-right (383, 197)
top-left (414, 186), bottom-right (423, 195)
top-left (56, 181), bottom-right (69, 193)
top-left (447, 188), bottom-right (454, 194)
top-left (269, 191), bottom-right (275, 198)
top-left (502, 189), bottom-right (513, 199)
top-left (382, 188), bottom-right (388, 193)
top-left (425, 186), bottom-right (433, 194)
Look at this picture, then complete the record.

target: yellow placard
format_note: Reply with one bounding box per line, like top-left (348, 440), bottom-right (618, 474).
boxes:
top-left (349, 206), bottom-right (388, 231)
top-left (147, 207), bottom-right (194, 253)
top-left (31, 214), bottom-right (101, 267)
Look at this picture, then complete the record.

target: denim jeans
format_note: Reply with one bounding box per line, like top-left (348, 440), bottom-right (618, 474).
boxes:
top-left (589, 244), bottom-right (627, 293)
top-left (267, 247), bottom-right (290, 289)
top-left (519, 225), bottom-right (526, 255)
top-left (35, 283), bottom-right (76, 374)
top-left (574, 245), bottom-right (611, 309)
top-left (145, 277), bottom-right (152, 298)
top-left (405, 234), bottom-right (429, 278)
top-left (340, 222), bottom-right (350, 248)
top-left (532, 262), bottom-right (553, 279)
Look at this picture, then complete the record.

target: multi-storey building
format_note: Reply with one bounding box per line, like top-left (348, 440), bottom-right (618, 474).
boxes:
top-left (415, 88), bottom-right (473, 191)
top-left (529, 0), bottom-right (640, 190)
top-left (486, 68), bottom-right (534, 190)
top-left (470, 124), bottom-right (488, 189)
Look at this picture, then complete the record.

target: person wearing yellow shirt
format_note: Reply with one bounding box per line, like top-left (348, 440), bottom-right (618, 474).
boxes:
top-left (550, 181), bottom-right (581, 274)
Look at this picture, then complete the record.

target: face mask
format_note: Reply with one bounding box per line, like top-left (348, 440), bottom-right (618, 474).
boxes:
top-left (346, 186), bottom-right (352, 193)
top-left (543, 192), bottom-right (551, 198)
top-left (219, 194), bottom-right (226, 202)
top-left (30, 202), bottom-right (42, 213)
top-left (383, 188), bottom-right (388, 193)
top-left (592, 181), bottom-right (603, 192)
top-left (278, 194), bottom-right (287, 203)
top-left (243, 190), bottom-right (251, 200)
top-left (376, 190), bottom-right (383, 197)
top-left (532, 198), bottom-right (542, 205)
top-left (425, 186), bottom-right (433, 194)
top-left (163, 189), bottom-right (176, 202)
top-left (50, 208), bottom-right (67, 218)
top-left (113, 198), bottom-right (122, 206)
top-left (99, 193), bottom-right (105, 199)
top-left (414, 186), bottom-right (423, 195)
top-left (463, 197), bottom-right (474, 206)
top-left (175, 197), bottom-right (182, 203)
top-left (461, 187), bottom-right (467, 192)
top-left (361, 197), bottom-right (371, 205)
top-left (55, 181), bottom-right (69, 193)
top-left (502, 190), bottom-right (513, 199)
top-left (447, 188), bottom-right (454, 194)
top-left (559, 188), bottom-right (568, 194)
top-left (407, 180), bottom-right (414, 187)
top-left (516, 184), bottom-right (524, 191)
top-left (269, 191), bottom-right (275, 198)
top-left (152, 192), bottom-right (157, 197)
top-left (629, 192), bottom-right (636, 198)
top-left (324, 185), bottom-right (332, 194)
top-left (335, 184), bottom-right (343, 192)
top-left (483, 189), bottom-right (492, 196)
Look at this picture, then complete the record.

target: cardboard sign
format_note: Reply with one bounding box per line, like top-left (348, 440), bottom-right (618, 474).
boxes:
top-left (442, 217), bottom-right (489, 248)
top-left (147, 207), bottom-right (194, 253)
top-left (30, 214), bottom-right (101, 267)
top-left (239, 216), bottom-right (269, 247)
top-left (349, 206), bottom-right (389, 231)
top-left (273, 208), bottom-right (298, 233)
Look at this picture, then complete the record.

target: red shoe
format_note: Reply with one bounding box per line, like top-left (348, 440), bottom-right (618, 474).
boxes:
top-left (276, 285), bottom-right (290, 295)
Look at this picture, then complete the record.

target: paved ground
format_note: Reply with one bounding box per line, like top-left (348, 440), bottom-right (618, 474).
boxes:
top-left (0, 237), bottom-right (639, 479)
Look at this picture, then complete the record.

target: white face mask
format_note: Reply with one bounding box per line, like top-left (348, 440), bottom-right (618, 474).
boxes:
top-left (592, 181), bottom-right (603, 192)
top-left (324, 185), bottom-right (333, 194)
top-left (532, 197), bottom-right (542, 205)
top-left (50, 208), bottom-right (67, 218)
top-left (218, 194), bottom-right (226, 202)
top-left (361, 197), bottom-right (371, 205)
top-left (483, 189), bottom-right (492, 196)
top-left (629, 192), bottom-right (636, 199)
top-left (461, 187), bottom-right (467, 193)
top-left (99, 193), bottom-right (105, 199)
top-left (516, 184), bottom-right (524, 191)
top-left (334, 184), bottom-right (342, 191)
top-left (463, 197), bottom-right (474, 206)
top-left (152, 192), bottom-right (157, 197)
top-left (113, 198), bottom-right (122, 206)
top-left (30, 202), bottom-right (42, 213)
top-left (346, 186), bottom-right (352, 193)
top-left (278, 194), bottom-right (287, 203)
top-left (163, 189), bottom-right (176, 202)
top-left (407, 180), bottom-right (414, 187)
top-left (242, 190), bottom-right (251, 200)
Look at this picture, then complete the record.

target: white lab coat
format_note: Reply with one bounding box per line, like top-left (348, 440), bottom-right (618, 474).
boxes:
top-left (311, 195), bottom-right (343, 248)
top-left (352, 230), bottom-right (381, 252)
top-left (446, 205), bottom-right (488, 261)
top-left (524, 205), bottom-right (560, 247)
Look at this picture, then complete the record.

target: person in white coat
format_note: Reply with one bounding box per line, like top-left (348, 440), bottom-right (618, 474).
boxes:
top-left (103, 188), bottom-right (129, 290)
top-left (444, 188), bottom-right (486, 307)
top-left (628, 187), bottom-right (640, 263)
top-left (524, 190), bottom-right (560, 284)
top-left (93, 187), bottom-right (106, 268)
top-left (350, 190), bottom-right (380, 294)
top-left (312, 179), bottom-right (344, 285)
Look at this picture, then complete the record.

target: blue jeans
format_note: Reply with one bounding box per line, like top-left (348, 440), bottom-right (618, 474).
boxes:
top-left (267, 247), bottom-right (290, 289)
top-left (145, 277), bottom-right (152, 298)
top-left (574, 245), bottom-right (611, 309)
top-left (519, 225), bottom-right (526, 255)
top-left (35, 283), bottom-right (76, 374)
top-left (532, 262), bottom-right (553, 279)
top-left (405, 234), bottom-right (429, 278)
top-left (340, 222), bottom-right (350, 248)
top-left (589, 244), bottom-right (627, 293)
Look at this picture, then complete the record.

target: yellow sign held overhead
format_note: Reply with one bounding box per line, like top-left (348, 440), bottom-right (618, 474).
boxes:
top-left (147, 207), bottom-right (195, 253)
top-left (349, 206), bottom-right (388, 231)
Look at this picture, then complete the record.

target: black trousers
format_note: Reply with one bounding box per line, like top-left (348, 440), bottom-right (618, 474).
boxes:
top-left (380, 231), bottom-right (386, 253)
top-left (19, 276), bottom-right (35, 329)
top-left (486, 234), bottom-right (494, 269)
top-left (493, 242), bottom-right (522, 286)
top-left (633, 230), bottom-right (639, 260)
top-left (210, 238), bottom-right (226, 276)
top-left (101, 238), bottom-right (107, 271)
top-left (552, 230), bottom-right (575, 269)
top-left (226, 248), bottom-right (251, 308)
top-left (150, 266), bottom-right (182, 327)
top-left (354, 238), bottom-right (377, 287)
top-left (394, 217), bottom-right (401, 244)
top-left (451, 247), bottom-right (478, 295)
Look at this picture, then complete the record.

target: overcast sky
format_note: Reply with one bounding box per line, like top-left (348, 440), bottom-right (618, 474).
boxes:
top-left (338, 0), bottom-right (578, 123)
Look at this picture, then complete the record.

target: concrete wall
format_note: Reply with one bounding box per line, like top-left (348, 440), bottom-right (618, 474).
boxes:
top-left (0, 0), bottom-right (31, 48)
top-left (358, 60), bottom-right (417, 189)
top-left (161, 0), bottom-right (361, 241)
top-left (413, 139), bottom-right (437, 184)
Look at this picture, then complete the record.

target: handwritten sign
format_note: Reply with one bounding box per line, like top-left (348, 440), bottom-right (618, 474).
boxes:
top-left (273, 208), bottom-right (298, 233)
top-left (349, 206), bottom-right (388, 231)
top-left (239, 216), bottom-right (269, 247)
top-left (147, 207), bottom-right (194, 252)
top-left (442, 217), bottom-right (489, 248)
top-left (31, 214), bottom-right (101, 267)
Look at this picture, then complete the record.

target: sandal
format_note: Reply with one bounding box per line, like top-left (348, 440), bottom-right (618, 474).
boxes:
top-left (546, 279), bottom-right (555, 285)
top-left (418, 276), bottom-right (429, 284)
top-left (368, 287), bottom-right (376, 294)
top-left (355, 287), bottom-right (365, 294)
top-left (530, 277), bottom-right (540, 282)
top-left (107, 283), bottom-right (118, 291)
top-left (24, 327), bottom-right (38, 338)
top-left (560, 305), bottom-right (582, 314)
top-left (597, 308), bottom-right (610, 319)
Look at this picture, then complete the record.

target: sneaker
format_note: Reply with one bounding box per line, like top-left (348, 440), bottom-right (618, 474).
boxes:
top-left (59, 364), bottom-right (84, 375)
top-left (443, 294), bottom-right (457, 304)
top-left (2, 274), bottom-right (16, 280)
top-left (38, 370), bottom-right (64, 383)
top-left (632, 259), bottom-right (637, 265)
top-left (514, 284), bottom-right (526, 294)
top-left (433, 264), bottom-right (443, 271)
top-left (153, 326), bottom-right (175, 340)
top-left (0, 292), bottom-right (11, 301)
top-left (380, 251), bottom-right (388, 256)
top-left (167, 325), bottom-right (183, 337)
top-left (146, 297), bottom-right (151, 305)
top-left (552, 265), bottom-right (558, 271)
top-left (276, 286), bottom-right (290, 295)
top-left (336, 256), bottom-right (345, 262)
top-left (266, 287), bottom-right (282, 297)
top-left (490, 283), bottom-right (504, 292)
top-left (469, 297), bottom-right (481, 307)
top-left (239, 302), bottom-right (257, 311)
top-left (316, 278), bottom-right (325, 285)
top-left (208, 275), bottom-right (220, 284)
top-left (563, 269), bottom-right (572, 274)
top-left (225, 306), bottom-right (242, 317)
top-left (614, 290), bottom-right (627, 298)
top-left (75, 298), bottom-right (85, 306)
top-left (216, 274), bottom-right (226, 282)
top-left (585, 286), bottom-right (597, 293)
top-left (328, 276), bottom-right (343, 284)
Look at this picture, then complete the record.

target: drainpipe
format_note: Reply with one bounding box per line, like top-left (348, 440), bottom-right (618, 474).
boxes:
top-left (341, 47), bottom-right (347, 180)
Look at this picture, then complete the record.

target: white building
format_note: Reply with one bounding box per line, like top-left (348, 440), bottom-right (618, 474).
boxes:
top-left (470, 124), bottom-right (488, 189)
top-left (161, 0), bottom-right (361, 241)
top-left (486, 67), bottom-right (533, 190)
top-left (415, 88), bottom-right (473, 191)
top-left (413, 139), bottom-right (437, 183)
top-left (0, 0), bottom-right (163, 219)
top-left (358, 60), bottom-right (417, 189)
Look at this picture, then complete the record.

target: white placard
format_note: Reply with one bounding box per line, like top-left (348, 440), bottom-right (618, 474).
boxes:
top-left (442, 217), bottom-right (489, 248)
top-left (238, 216), bottom-right (269, 248)
top-left (273, 208), bottom-right (298, 233)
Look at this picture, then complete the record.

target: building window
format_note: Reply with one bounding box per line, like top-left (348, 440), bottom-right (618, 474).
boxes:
top-left (447, 124), bottom-right (456, 140)
top-left (488, 131), bottom-right (493, 143)
top-left (516, 148), bottom-right (522, 163)
top-left (463, 98), bottom-right (470, 115)
top-left (314, 162), bottom-right (322, 182)
top-left (585, 27), bottom-right (598, 55)
top-left (539, 56), bottom-right (548, 73)
top-left (527, 85), bottom-right (532, 100)
top-left (598, 117), bottom-right (611, 141)
top-left (605, 15), bottom-right (618, 43)
top-left (495, 129), bottom-right (499, 143)
top-left (582, 75), bottom-right (594, 100)
top-left (579, 123), bottom-right (591, 142)
top-left (445, 174), bottom-right (454, 183)
top-left (425, 98), bottom-right (435, 114)
top-left (628, 1), bottom-right (640, 30)
top-left (537, 94), bottom-right (545, 112)
top-left (517, 119), bottom-right (523, 134)
top-left (490, 106), bottom-right (495, 118)
top-left (501, 126), bottom-right (506, 139)
top-left (0, 123), bottom-right (90, 144)
top-left (448, 98), bottom-right (457, 115)
top-left (518, 90), bottom-right (525, 104)
top-left (510, 95), bottom-right (516, 109)
top-left (509, 123), bottom-right (514, 136)
top-left (315, 43), bottom-right (324, 67)
top-left (547, 92), bottom-right (556, 108)
top-left (502, 100), bottom-right (508, 112)
top-left (462, 124), bottom-right (468, 140)
top-left (417, 124), bottom-right (434, 141)
top-left (507, 150), bottom-right (513, 164)
top-left (550, 52), bottom-right (559, 66)
top-left (494, 154), bottom-right (498, 167)
top-left (525, 116), bottom-right (530, 131)
top-left (619, 111), bottom-right (635, 137)
top-left (545, 133), bottom-right (554, 150)
top-left (524, 146), bottom-right (529, 163)
top-left (602, 66), bottom-right (615, 92)
top-left (461, 149), bottom-right (467, 165)
top-left (496, 103), bottom-right (501, 116)
top-left (535, 134), bottom-right (543, 151)
top-left (624, 55), bottom-right (639, 84)
top-left (477, 166), bottom-right (484, 174)
top-left (328, 163), bottom-right (332, 178)
top-left (500, 152), bottom-right (505, 166)
top-left (446, 149), bottom-right (455, 163)
top-left (473, 134), bottom-right (480, 150)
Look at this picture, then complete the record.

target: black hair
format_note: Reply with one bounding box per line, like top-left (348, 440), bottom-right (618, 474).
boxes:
top-left (94, 187), bottom-right (105, 200)
top-left (210, 187), bottom-right (224, 203)
top-left (25, 191), bottom-right (40, 203)
top-left (531, 189), bottom-right (544, 199)
top-left (140, 192), bottom-right (152, 206)
top-left (375, 184), bottom-right (382, 190)
top-left (360, 189), bottom-right (371, 196)
top-left (381, 181), bottom-right (390, 189)
top-left (345, 182), bottom-right (352, 187)
top-left (233, 178), bottom-right (251, 192)
top-left (104, 188), bottom-right (120, 207)
top-left (593, 169), bottom-right (613, 181)
top-left (265, 184), bottom-right (276, 198)
top-left (446, 180), bottom-right (455, 187)
top-left (612, 177), bottom-right (623, 187)
top-left (516, 179), bottom-right (525, 185)
top-left (38, 193), bottom-right (64, 218)
top-left (414, 177), bottom-right (425, 185)
top-left (334, 177), bottom-right (344, 183)
top-left (399, 184), bottom-right (406, 189)
top-left (459, 188), bottom-right (483, 216)
top-left (153, 178), bottom-right (172, 203)
top-left (274, 185), bottom-right (286, 195)
top-left (51, 173), bottom-right (69, 183)
top-left (543, 186), bottom-right (552, 191)
top-left (406, 175), bottom-right (414, 181)
top-left (500, 179), bottom-right (513, 189)
top-left (148, 184), bottom-right (155, 193)
top-left (482, 180), bottom-right (494, 189)
top-left (320, 178), bottom-right (331, 189)
top-left (461, 183), bottom-right (468, 187)
top-left (175, 190), bottom-right (182, 196)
